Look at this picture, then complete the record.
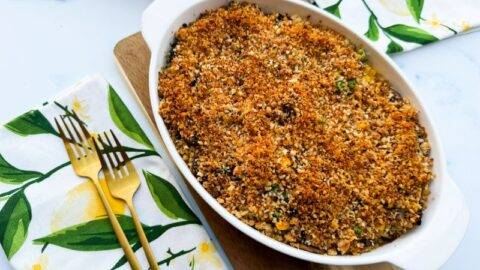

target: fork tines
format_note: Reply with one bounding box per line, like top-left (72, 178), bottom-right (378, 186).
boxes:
top-left (54, 113), bottom-right (92, 159)
top-left (94, 130), bottom-right (130, 179)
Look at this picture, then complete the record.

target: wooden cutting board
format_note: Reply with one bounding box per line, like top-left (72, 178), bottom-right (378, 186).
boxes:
top-left (113, 32), bottom-right (394, 270)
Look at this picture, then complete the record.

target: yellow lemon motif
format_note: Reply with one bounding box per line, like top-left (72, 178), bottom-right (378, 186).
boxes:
top-left (426, 13), bottom-right (441, 28)
top-left (378, 0), bottom-right (411, 17)
top-left (461, 21), bottom-right (472, 31)
top-left (72, 95), bottom-right (91, 122)
top-left (199, 242), bottom-right (212, 254)
top-left (191, 241), bottom-right (222, 269)
top-left (51, 179), bottom-right (125, 232)
top-left (31, 255), bottom-right (48, 270)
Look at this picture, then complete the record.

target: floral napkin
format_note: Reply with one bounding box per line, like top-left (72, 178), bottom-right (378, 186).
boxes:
top-left (306, 0), bottom-right (480, 53)
top-left (0, 75), bottom-right (229, 269)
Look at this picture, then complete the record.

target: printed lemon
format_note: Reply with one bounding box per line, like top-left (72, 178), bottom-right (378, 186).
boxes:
top-left (31, 254), bottom-right (48, 270)
top-left (190, 241), bottom-right (222, 269)
top-left (71, 95), bottom-right (91, 122)
top-left (379, 0), bottom-right (410, 16)
top-left (51, 179), bottom-right (125, 232)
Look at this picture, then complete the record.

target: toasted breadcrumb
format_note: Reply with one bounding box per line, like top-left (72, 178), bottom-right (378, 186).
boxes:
top-left (158, 2), bottom-right (433, 255)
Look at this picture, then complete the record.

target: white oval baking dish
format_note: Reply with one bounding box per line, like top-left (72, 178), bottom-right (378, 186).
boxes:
top-left (141, 0), bottom-right (469, 268)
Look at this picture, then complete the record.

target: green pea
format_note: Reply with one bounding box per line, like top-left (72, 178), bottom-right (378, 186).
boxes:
top-left (336, 79), bottom-right (348, 93)
top-left (348, 79), bottom-right (357, 89)
top-left (358, 48), bottom-right (367, 62)
top-left (271, 183), bottom-right (280, 192)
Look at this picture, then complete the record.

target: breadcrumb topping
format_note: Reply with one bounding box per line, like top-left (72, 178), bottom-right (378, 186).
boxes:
top-left (158, 2), bottom-right (433, 255)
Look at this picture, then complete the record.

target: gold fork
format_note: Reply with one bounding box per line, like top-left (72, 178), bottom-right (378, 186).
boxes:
top-left (54, 116), bottom-right (141, 270)
top-left (96, 130), bottom-right (159, 270)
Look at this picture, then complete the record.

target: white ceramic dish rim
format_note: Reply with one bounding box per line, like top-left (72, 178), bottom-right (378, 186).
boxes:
top-left (141, 0), bottom-right (469, 268)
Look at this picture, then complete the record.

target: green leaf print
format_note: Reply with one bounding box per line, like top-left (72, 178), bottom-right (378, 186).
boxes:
top-left (384, 24), bottom-right (438, 44)
top-left (34, 215), bottom-right (141, 251)
top-left (162, 248), bottom-right (196, 267)
top-left (324, 0), bottom-right (342, 18)
top-left (0, 191), bottom-right (32, 258)
top-left (111, 220), bottom-right (199, 269)
top-left (406, 0), bottom-right (424, 23)
top-left (386, 40), bottom-right (404, 54)
top-left (110, 242), bottom-right (142, 270)
top-left (108, 85), bottom-right (154, 150)
top-left (111, 245), bottom-right (196, 270)
top-left (0, 154), bottom-right (43, 184)
top-left (35, 214), bottom-right (197, 254)
top-left (4, 110), bottom-right (58, 137)
top-left (365, 15), bottom-right (379, 41)
top-left (144, 171), bottom-right (200, 223)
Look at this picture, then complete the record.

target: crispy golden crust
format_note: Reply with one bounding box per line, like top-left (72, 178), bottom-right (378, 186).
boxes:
top-left (158, 2), bottom-right (433, 255)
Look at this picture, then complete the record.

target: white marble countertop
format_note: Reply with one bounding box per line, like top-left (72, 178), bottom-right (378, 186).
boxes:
top-left (0, 0), bottom-right (478, 269)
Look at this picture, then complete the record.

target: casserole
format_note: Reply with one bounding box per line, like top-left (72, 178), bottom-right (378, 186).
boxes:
top-left (142, 0), bottom-right (469, 268)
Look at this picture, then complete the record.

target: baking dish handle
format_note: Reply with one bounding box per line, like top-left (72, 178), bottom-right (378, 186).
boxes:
top-left (387, 175), bottom-right (469, 270)
top-left (141, 0), bottom-right (197, 52)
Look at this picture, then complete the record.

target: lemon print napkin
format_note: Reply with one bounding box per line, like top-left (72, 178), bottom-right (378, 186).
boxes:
top-left (307, 0), bottom-right (480, 53)
top-left (0, 75), bottom-right (229, 269)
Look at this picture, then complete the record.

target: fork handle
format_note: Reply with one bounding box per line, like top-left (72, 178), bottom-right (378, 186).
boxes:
top-left (93, 181), bottom-right (141, 270)
top-left (127, 200), bottom-right (160, 270)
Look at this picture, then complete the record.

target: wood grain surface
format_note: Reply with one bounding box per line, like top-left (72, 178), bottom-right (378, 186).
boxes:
top-left (113, 32), bottom-right (395, 270)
